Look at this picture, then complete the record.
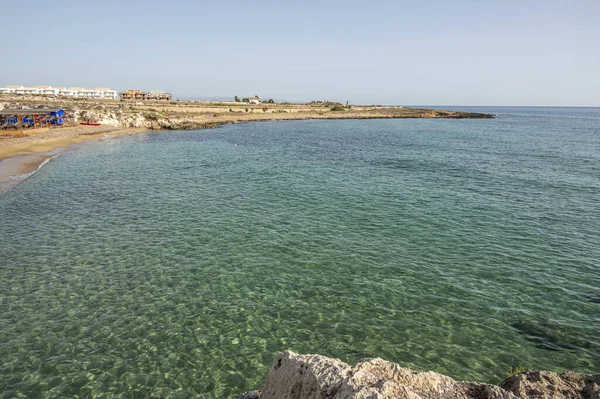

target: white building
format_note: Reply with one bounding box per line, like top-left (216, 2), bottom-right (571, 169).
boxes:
top-left (0, 85), bottom-right (118, 99)
top-left (34, 85), bottom-right (60, 95)
top-left (93, 88), bottom-right (119, 99)
top-left (0, 87), bottom-right (15, 94)
top-left (248, 96), bottom-right (261, 104)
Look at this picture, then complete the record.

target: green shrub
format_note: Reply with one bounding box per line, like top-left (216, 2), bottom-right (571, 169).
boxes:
top-left (144, 112), bottom-right (159, 121)
top-left (505, 366), bottom-right (527, 379)
top-left (330, 105), bottom-right (346, 111)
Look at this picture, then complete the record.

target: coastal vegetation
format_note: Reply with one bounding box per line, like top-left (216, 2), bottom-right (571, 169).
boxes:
top-left (506, 365), bottom-right (528, 378)
top-left (331, 105), bottom-right (347, 111)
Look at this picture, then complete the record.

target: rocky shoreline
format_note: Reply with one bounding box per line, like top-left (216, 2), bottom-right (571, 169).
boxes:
top-left (0, 95), bottom-right (494, 133)
top-left (241, 351), bottom-right (599, 399)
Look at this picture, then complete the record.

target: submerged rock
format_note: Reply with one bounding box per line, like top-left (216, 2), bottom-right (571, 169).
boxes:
top-left (587, 294), bottom-right (600, 304)
top-left (511, 319), bottom-right (594, 351)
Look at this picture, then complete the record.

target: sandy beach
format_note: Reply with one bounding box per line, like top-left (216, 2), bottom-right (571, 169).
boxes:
top-left (0, 125), bottom-right (145, 160)
top-left (0, 148), bottom-right (65, 193)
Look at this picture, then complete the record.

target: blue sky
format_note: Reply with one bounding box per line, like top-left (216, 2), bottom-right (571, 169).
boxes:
top-left (1, 0), bottom-right (599, 105)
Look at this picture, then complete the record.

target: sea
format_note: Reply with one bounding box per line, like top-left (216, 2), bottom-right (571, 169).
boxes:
top-left (0, 107), bottom-right (599, 398)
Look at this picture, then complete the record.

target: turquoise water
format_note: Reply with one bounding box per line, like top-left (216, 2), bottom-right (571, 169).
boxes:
top-left (1, 107), bottom-right (599, 398)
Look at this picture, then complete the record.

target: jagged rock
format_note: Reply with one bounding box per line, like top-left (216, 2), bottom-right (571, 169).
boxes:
top-left (245, 351), bottom-right (600, 398)
top-left (253, 351), bottom-right (516, 399)
top-left (259, 351), bottom-right (352, 399)
top-left (501, 370), bottom-right (600, 398)
top-left (336, 357), bottom-right (514, 399)
top-left (68, 108), bottom-right (214, 130)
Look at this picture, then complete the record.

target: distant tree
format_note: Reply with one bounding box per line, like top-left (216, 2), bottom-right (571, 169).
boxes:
top-left (255, 95), bottom-right (260, 99)
top-left (242, 98), bottom-right (249, 103)
top-left (234, 96), bottom-right (240, 102)
top-left (267, 99), bottom-right (275, 104)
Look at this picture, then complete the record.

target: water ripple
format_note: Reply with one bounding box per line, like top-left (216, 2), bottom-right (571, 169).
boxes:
top-left (1, 112), bottom-right (600, 398)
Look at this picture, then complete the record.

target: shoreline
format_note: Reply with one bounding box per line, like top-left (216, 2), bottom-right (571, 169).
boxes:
top-left (0, 108), bottom-right (494, 193)
top-left (0, 126), bottom-right (146, 193)
top-left (0, 97), bottom-right (494, 162)
top-left (0, 113), bottom-right (489, 162)
top-left (0, 149), bottom-right (64, 193)
top-left (0, 126), bottom-right (146, 161)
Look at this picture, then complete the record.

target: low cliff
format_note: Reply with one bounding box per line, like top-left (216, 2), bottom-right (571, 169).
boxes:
top-left (75, 108), bottom-right (220, 130)
top-left (241, 351), bottom-right (600, 399)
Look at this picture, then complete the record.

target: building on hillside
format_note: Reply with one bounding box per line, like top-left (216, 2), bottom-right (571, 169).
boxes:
top-left (0, 85), bottom-right (118, 99)
top-left (120, 89), bottom-right (146, 100)
top-left (34, 85), bottom-right (60, 95)
top-left (120, 89), bottom-right (172, 101)
top-left (146, 90), bottom-right (172, 101)
top-left (248, 97), bottom-right (260, 104)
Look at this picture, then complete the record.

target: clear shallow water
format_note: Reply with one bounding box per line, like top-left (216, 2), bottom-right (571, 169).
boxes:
top-left (1, 108), bottom-right (600, 398)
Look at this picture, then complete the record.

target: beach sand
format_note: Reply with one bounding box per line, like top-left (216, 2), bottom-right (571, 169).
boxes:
top-left (0, 125), bottom-right (145, 160)
top-left (0, 125), bottom-right (145, 193)
top-left (0, 148), bottom-right (65, 193)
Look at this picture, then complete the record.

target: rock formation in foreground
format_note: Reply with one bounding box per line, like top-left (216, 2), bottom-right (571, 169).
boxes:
top-left (241, 351), bottom-right (600, 399)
